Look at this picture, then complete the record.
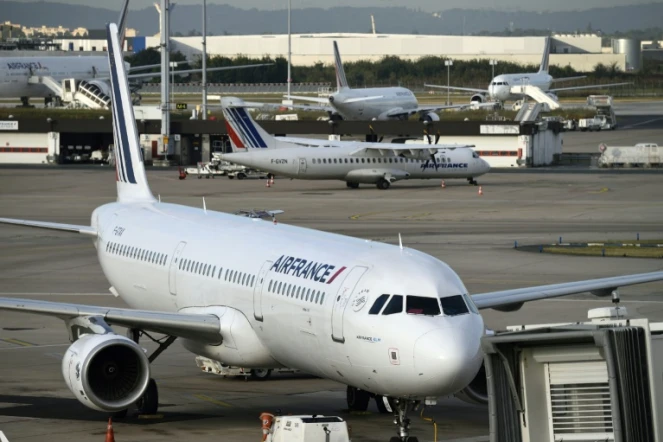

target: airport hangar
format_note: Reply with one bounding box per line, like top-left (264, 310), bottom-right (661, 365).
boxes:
top-left (53, 33), bottom-right (642, 73)
top-left (0, 117), bottom-right (562, 168)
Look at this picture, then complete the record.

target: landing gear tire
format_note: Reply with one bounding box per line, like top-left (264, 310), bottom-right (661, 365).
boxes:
top-left (236, 172), bottom-right (247, 180)
top-left (375, 395), bottom-right (390, 414)
top-left (467, 178), bottom-right (478, 186)
top-left (346, 386), bottom-right (370, 411)
top-left (250, 368), bottom-right (272, 380)
top-left (389, 438), bottom-right (418, 442)
top-left (346, 181), bottom-right (359, 189)
top-left (135, 378), bottom-right (159, 415)
top-left (376, 179), bottom-right (390, 190)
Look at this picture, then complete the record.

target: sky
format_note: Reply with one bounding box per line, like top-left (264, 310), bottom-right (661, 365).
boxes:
top-left (8, 0), bottom-right (659, 12)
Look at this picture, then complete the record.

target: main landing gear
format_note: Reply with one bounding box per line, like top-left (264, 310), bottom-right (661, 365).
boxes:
top-left (346, 181), bottom-right (360, 189)
top-left (376, 178), bottom-right (391, 190)
top-left (467, 177), bottom-right (478, 186)
top-left (112, 329), bottom-right (176, 418)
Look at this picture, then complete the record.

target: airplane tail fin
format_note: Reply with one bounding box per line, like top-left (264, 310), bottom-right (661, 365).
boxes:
top-left (333, 41), bottom-right (349, 92)
top-left (106, 23), bottom-right (155, 203)
top-left (538, 36), bottom-right (551, 73)
top-left (221, 97), bottom-right (289, 151)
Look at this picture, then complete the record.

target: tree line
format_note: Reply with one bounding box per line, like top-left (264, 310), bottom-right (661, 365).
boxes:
top-left (125, 47), bottom-right (663, 87)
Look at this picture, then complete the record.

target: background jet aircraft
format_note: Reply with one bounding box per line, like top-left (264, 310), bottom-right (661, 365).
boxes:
top-left (221, 97), bottom-right (488, 189)
top-left (425, 37), bottom-right (631, 109)
top-left (247, 41), bottom-right (467, 122)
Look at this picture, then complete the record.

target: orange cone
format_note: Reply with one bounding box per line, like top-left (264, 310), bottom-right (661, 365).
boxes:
top-left (478, 186), bottom-right (483, 196)
top-left (265, 181), bottom-right (271, 188)
top-left (105, 417), bottom-right (115, 442)
top-left (269, 176), bottom-right (274, 186)
top-left (441, 180), bottom-right (446, 189)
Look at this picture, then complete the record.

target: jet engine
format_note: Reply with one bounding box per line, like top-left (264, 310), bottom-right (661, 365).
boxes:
top-left (470, 93), bottom-right (487, 104)
top-left (419, 112), bottom-right (440, 123)
top-left (86, 80), bottom-right (112, 98)
top-left (454, 362), bottom-right (487, 405)
top-left (62, 333), bottom-right (150, 412)
top-left (492, 301), bottom-right (524, 312)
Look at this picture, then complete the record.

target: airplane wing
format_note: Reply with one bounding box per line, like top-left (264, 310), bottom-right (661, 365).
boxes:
top-left (350, 144), bottom-right (475, 157)
top-left (0, 217), bottom-right (97, 237)
top-left (128, 62), bottom-right (188, 73)
top-left (472, 271), bottom-right (663, 310)
top-left (240, 100), bottom-right (333, 113)
top-left (0, 297), bottom-right (221, 342)
top-left (126, 63), bottom-right (272, 80)
top-left (285, 95), bottom-right (330, 104)
top-left (385, 104), bottom-right (469, 119)
top-left (424, 83), bottom-right (488, 94)
top-left (550, 82), bottom-right (632, 93)
top-left (551, 75), bottom-right (587, 83)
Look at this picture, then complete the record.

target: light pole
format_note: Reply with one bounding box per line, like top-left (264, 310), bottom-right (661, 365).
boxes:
top-left (159, 0), bottom-right (170, 162)
top-left (170, 61), bottom-right (177, 112)
top-left (444, 59), bottom-right (453, 105)
top-left (287, 0), bottom-right (292, 99)
top-left (202, 0), bottom-right (207, 120)
top-left (489, 59), bottom-right (497, 79)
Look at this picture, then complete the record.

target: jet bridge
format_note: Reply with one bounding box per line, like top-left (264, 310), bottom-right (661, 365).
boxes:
top-left (482, 306), bottom-right (663, 442)
top-left (27, 76), bottom-right (111, 109)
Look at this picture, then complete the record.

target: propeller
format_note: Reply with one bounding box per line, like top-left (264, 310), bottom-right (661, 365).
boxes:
top-left (423, 129), bottom-right (442, 169)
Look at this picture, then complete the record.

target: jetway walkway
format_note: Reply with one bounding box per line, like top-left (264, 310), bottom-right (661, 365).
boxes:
top-left (27, 76), bottom-right (111, 109)
top-left (510, 84), bottom-right (560, 110)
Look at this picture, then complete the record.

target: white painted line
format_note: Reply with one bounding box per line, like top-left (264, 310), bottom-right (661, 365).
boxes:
top-left (0, 344), bottom-right (69, 351)
top-left (621, 117), bottom-right (663, 129)
top-left (0, 293), bottom-right (110, 296)
top-left (0, 430), bottom-right (10, 442)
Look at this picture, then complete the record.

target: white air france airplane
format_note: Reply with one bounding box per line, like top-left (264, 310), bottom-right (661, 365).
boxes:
top-left (2, 22), bottom-right (663, 442)
top-left (425, 37), bottom-right (630, 109)
top-left (220, 97), bottom-right (490, 189)
top-left (0, 0), bottom-right (269, 108)
top-left (249, 41), bottom-right (466, 122)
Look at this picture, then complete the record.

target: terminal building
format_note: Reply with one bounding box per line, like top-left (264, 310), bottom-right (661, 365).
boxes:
top-left (49, 33), bottom-right (641, 73)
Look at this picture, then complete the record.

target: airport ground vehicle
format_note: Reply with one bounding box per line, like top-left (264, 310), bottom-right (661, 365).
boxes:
top-left (579, 115), bottom-right (616, 131)
top-left (598, 143), bottom-right (661, 167)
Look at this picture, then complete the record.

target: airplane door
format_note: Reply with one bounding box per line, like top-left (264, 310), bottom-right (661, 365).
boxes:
top-left (331, 266), bottom-right (368, 343)
top-left (253, 260), bottom-right (272, 321)
top-left (168, 241), bottom-right (187, 296)
top-left (298, 158), bottom-right (307, 174)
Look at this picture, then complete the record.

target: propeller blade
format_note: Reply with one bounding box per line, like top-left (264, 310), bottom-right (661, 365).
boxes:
top-left (378, 136), bottom-right (384, 143)
top-left (434, 131), bottom-right (441, 145)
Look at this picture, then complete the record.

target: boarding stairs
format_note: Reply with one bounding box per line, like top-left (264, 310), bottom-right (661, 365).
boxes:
top-left (510, 84), bottom-right (560, 110)
top-left (27, 76), bottom-right (111, 109)
top-left (514, 102), bottom-right (543, 123)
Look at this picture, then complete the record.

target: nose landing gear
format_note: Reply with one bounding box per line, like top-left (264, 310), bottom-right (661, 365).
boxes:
top-left (467, 177), bottom-right (478, 186)
top-left (389, 398), bottom-right (420, 442)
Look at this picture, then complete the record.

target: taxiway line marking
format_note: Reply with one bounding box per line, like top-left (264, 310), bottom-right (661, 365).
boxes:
top-left (193, 394), bottom-right (232, 408)
top-left (1, 338), bottom-right (35, 347)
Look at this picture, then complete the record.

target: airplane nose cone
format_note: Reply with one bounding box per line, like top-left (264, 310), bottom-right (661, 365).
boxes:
top-left (413, 326), bottom-right (483, 395)
top-left (482, 159), bottom-right (491, 173)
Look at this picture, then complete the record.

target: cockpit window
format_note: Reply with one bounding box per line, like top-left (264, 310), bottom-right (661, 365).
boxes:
top-left (369, 294), bottom-right (390, 315)
top-left (406, 296), bottom-right (441, 316)
top-left (382, 295), bottom-right (403, 315)
top-left (440, 295), bottom-right (469, 316)
top-left (472, 152), bottom-right (480, 159)
top-left (463, 293), bottom-right (479, 314)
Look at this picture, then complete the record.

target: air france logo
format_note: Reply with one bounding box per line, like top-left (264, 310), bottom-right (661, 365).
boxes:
top-left (271, 255), bottom-right (347, 284)
top-left (7, 62), bottom-right (46, 70)
top-left (420, 161), bottom-right (468, 171)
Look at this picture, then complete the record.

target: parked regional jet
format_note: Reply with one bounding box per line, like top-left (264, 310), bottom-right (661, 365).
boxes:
top-left (425, 37), bottom-right (630, 109)
top-left (220, 97), bottom-right (490, 189)
top-left (254, 41), bottom-right (466, 122)
top-left (2, 21), bottom-right (663, 442)
top-left (0, 0), bottom-right (269, 108)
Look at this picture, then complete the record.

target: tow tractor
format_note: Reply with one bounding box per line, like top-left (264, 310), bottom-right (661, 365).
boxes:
top-left (260, 414), bottom-right (351, 442)
top-left (195, 356), bottom-right (300, 380)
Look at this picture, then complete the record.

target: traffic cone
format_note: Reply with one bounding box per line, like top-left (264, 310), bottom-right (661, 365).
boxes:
top-left (269, 176), bottom-right (274, 186)
top-left (265, 180), bottom-right (271, 188)
top-left (440, 180), bottom-right (446, 189)
top-left (105, 417), bottom-right (115, 442)
top-left (478, 186), bottom-right (483, 196)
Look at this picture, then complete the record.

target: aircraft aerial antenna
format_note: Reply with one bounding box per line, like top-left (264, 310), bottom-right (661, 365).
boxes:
top-left (158, 194), bottom-right (161, 203)
top-left (203, 197), bottom-right (207, 214)
top-left (398, 233), bottom-right (403, 251)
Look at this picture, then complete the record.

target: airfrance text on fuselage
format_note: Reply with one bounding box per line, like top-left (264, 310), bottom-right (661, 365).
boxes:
top-left (270, 255), bottom-right (346, 284)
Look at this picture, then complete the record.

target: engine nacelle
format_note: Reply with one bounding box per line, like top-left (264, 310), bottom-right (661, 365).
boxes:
top-left (86, 80), bottom-right (112, 97)
top-left (454, 362), bottom-right (487, 405)
top-left (491, 301), bottom-right (524, 312)
top-left (419, 112), bottom-right (440, 123)
top-left (180, 306), bottom-right (279, 368)
top-left (470, 93), bottom-right (486, 104)
top-left (62, 333), bottom-right (150, 412)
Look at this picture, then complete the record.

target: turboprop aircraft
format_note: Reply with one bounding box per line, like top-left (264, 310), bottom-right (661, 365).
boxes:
top-left (1, 21), bottom-right (663, 442)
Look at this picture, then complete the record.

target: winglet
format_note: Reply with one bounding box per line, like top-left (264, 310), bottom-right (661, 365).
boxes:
top-left (106, 22), bottom-right (155, 203)
top-left (333, 41), bottom-right (349, 91)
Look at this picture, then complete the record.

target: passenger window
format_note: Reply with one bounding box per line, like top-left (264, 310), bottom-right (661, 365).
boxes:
top-left (323, 159), bottom-right (326, 164)
top-left (251, 275), bottom-right (255, 286)
top-left (361, 158), bottom-right (365, 163)
top-left (268, 281), bottom-right (273, 292)
top-left (315, 292), bottom-right (320, 304)
top-left (242, 274), bottom-right (247, 285)
top-left (382, 295), bottom-right (403, 315)
top-left (277, 281), bottom-right (282, 294)
top-left (369, 294), bottom-right (390, 315)
top-left (440, 295), bottom-right (470, 316)
top-left (306, 289), bottom-right (311, 301)
top-left (320, 293), bottom-right (325, 304)
top-left (212, 266), bottom-right (216, 277)
top-left (333, 159), bottom-right (337, 164)
top-left (406, 296), bottom-right (441, 316)
top-left (224, 269), bottom-right (229, 280)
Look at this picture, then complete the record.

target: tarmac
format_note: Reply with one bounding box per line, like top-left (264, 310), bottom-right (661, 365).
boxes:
top-left (1, 166), bottom-right (663, 442)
